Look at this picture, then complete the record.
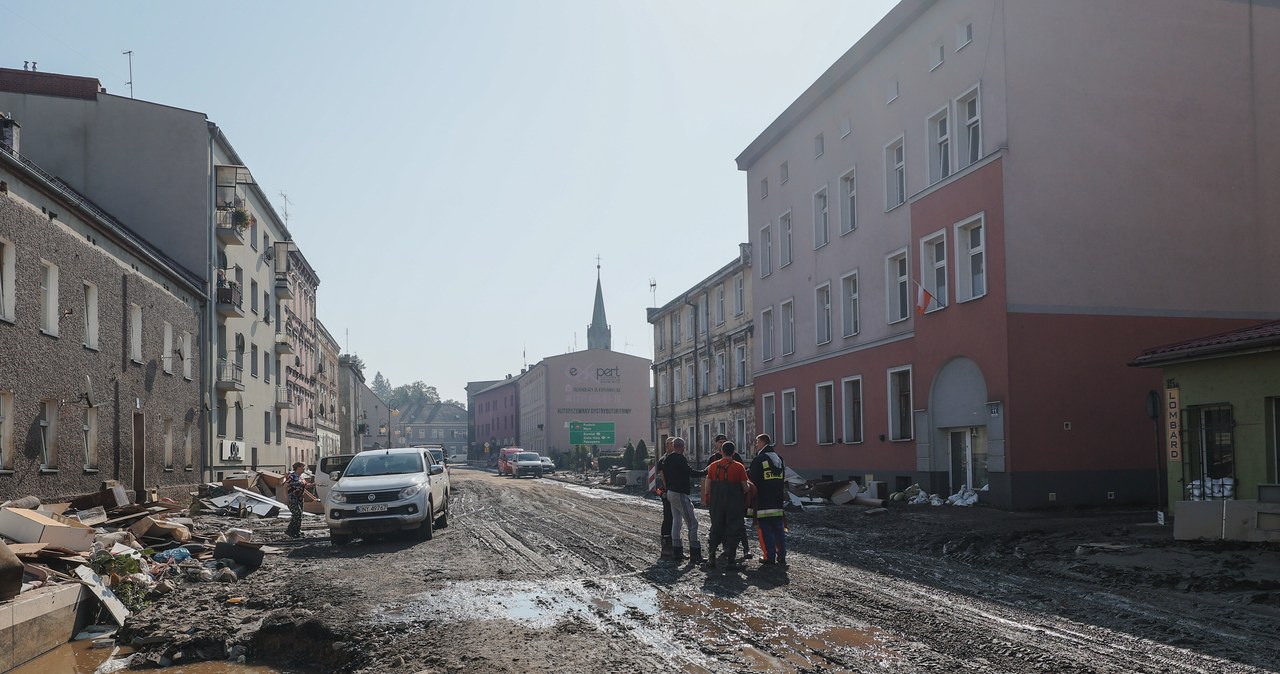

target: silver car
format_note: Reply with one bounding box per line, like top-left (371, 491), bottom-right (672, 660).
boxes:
top-left (325, 447), bottom-right (449, 545)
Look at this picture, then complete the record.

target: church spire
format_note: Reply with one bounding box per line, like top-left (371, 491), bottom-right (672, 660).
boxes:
top-left (587, 257), bottom-right (611, 350)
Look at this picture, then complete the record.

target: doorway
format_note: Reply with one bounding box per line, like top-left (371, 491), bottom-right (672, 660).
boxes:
top-left (948, 427), bottom-right (989, 494)
top-left (132, 413), bottom-right (145, 503)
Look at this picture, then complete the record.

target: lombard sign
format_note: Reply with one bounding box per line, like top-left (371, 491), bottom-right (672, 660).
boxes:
top-left (1165, 387), bottom-right (1181, 462)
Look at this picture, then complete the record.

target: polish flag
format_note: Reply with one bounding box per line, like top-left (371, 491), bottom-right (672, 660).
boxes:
top-left (916, 285), bottom-right (934, 315)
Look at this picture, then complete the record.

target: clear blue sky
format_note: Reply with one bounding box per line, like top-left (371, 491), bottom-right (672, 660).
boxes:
top-left (2, 0), bottom-right (895, 403)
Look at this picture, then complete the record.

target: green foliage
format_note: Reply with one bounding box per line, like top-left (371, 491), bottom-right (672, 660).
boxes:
top-left (389, 381), bottom-right (440, 408)
top-left (633, 440), bottom-right (649, 468)
top-left (371, 372), bottom-right (393, 399)
top-left (621, 442), bottom-right (635, 470)
top-left (88, 550), bottom-right (153, 612)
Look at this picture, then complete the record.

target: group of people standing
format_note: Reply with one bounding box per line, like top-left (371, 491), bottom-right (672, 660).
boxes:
top-left (655, 433), bottom-right (788, 570)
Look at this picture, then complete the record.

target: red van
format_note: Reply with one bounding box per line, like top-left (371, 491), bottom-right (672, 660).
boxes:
top-left (497, 447), bottom-right (524, 476)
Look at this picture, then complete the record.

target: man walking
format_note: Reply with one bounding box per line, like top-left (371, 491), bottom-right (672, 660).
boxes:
top-left (660, 438), bottom-right (704, 564)
top-left (656, 437), bottom-right (676, 559)
top-left (702, 441), bottom-right (751, 570)
top-left (749, 434), bottom-right (787, 567)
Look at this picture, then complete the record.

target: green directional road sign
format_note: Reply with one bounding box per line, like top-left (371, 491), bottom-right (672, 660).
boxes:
top-left (569, 421), bottom-right (616, 445)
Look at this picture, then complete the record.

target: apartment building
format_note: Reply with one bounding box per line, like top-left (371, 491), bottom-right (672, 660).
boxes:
top-left (315, 321), bottom-right (341, 460)
top-left (399, 402), bottom-right (468, 457)
top-left (282, 249), bottom-right (320, 466)
top-left (737, 0), bottom-right (1278, 509)
top-left (465, 379), bottom-right (499, 459)
top-left (649, 246), bottom-right (755, 467)
top-left (0, 132), bottom-right (204, 501)
top-left (337, 354), bottom-right (367, 454)
top-left (473, 376), bottom-right (520, 459)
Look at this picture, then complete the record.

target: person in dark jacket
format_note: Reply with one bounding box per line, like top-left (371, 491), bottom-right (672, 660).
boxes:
top-left (284, 461), bottom-right (312, 539)
top-left (749, 434), bottom-right (787, 566)
top-left (656, 437), bottom-right (675, 559)
top-left (660, 438), bottom-right (705, 564)
top-left (713, 433), bottom-right (754, 561)
top-left (702, 441), bottom-right (751, 570)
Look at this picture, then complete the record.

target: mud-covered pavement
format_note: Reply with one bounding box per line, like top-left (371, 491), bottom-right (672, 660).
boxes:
top-left (120, 468), bottom-right (1280, 673)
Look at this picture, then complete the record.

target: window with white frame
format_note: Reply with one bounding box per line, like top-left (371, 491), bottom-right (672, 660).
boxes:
top-left (163, 418), bottom-right (174, 469)
top-left (841, 117), bottom-right (852, 138)
top-left (250, 343), bottom-right (259, 377)
top-left (659, 372), bottom-right (669, 405)
top-left (957, 21), bottom-right (973, 49)
top-left (840, 169), bottom-right (857, 235)
top-left (761, 393), bottom-right (776, 440)
top-left (250, 279), bottom-right (259, 313)
top-left (83, 282), bottom-right (99, 349)
top-left (673, 313), bottom-right (682, 345)
top-left (842, 376), bottom-right (864, 444)
top-left (782, 389), bottom-right (797, 445)
top-left (0, 392), bottom-right (13, 470)
top-left (814, 133), bottom-right (824, 158)
top-left (780, 211), bottom-right (793, 267)
top-left (700, 357), bottom-right (710, 395)
top-left (715, 351), bottom-right (726, 391)
top-left (736, 418), bottom-right (747, 449)
top-left (813, 187), bottom-right (829, 248)
top-left (657, 319), bottom-right (665, 351)
top-left (734, 274), bottom-right (744, 316)
top-left (815, 283), bottom-right (832, 345)
top-left (760, 177), bottom-right (768, 199)
top-left (163, 322), bottom-right (174, 373)
top-left (780, 161), bottom-right (789, 184)
top-left (673, 366), bottom-right (682, 402)
top-left (930, 41), bottom-right (945, 70)
top-left (699, 294), bottom-right (708, 334)
top-left (39, 261), bottom-right (58, 335)
top-left (686, 306), bottom-right (695, 341)
top-left (0, 238), bottom-right (13, 321)
top-left (760, 224), bottom-right (773, 278)
top-left (841, 271), bottom-right (860, 337)
top-left (715, 286), bottom-right (725, 325)
top-left (781, 299), bottom-right (795, 355)
top-left (958, 87), bottom-right (981, 167)
top-left (734, 343), bottom-right (747, 386)
top-left (129, 303), bottom-right (143, 362)
top-left (929, 107), bottom-right (952, 183)
top-left (887, 80), bottom-right (899, 104)
top-left (888, 366), bottom-right (914, 441)
top-left (182, 331), bottom-right (193, 379)
top-left (886, 138), bottom-right (906, 209)
top-left (39, 399), bottom-right (57, 469)
top-left (686, 360), bottom-right (695, 399)
top-left (886, 251), bottom-right (910, 323)
top-left (816, 382), bottom-right (835, 444)
top-left (761, 308), bottom-right (774, 361)
top-left (264, 350), bottom-right (271, 384)
top-left (956, 215), bottom-right (987, 301)
top-left (921, 231), bottom-right (948, 312)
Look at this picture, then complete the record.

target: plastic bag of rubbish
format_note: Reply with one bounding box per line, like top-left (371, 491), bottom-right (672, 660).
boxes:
top-left (153, 547), bottom-right (192, 563)
top-left (947, 486), bottom-right (979, 506)
top-left (929, 495), bottom-right (946, 506)
top-left (907, 492), bottom-right (930, 505)
top-left (126, 572), bottom-right (155, 588)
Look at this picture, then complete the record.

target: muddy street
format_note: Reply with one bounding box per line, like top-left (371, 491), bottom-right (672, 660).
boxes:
top-left (122, 468), bottom-right (1280, 673)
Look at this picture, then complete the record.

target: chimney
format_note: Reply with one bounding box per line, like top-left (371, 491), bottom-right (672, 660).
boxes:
top-left (0, 113), bottom-right (19, 154)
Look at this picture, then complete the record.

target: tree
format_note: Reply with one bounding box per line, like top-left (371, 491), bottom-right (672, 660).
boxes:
top-left (633, 440), bottom-right (649, 469)
top-left (389, 381), bottom-right (441, 408)
top-left (371, 372), bottom-right (392, 399)
top-left (622, 441), bottom-right (635, 471)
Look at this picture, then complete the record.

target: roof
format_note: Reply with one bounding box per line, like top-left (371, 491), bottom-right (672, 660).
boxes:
top-left (0, 68), bottom-right (102, 100)
top-left (648, 252), bottom-right (748, 320)
top-left (399, 401), bottom-right (467, 425)
top-left (1130, 320), bottom-right (1280, 367)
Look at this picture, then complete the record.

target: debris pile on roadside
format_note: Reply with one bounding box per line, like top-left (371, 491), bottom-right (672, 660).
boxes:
top-left (781, 472), bottom-right (988, 510)
top-left (889, 483), bottom-right (986, 506)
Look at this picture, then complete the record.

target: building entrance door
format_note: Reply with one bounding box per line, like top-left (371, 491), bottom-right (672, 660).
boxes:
top-left (948, 427), bottom-right (989, 493)
top-left (132, 413), bottom-right (145, 503)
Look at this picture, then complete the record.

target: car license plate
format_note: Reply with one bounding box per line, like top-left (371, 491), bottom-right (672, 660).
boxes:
top-left (356, 504), bottom-right (388, 513)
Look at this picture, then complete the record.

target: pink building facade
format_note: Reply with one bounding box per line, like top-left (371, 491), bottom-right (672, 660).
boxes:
top-left (473, 377), bottom-right (520, 462)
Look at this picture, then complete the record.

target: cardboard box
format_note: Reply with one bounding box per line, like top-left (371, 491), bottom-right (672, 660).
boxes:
top-left (127, 516), bottom-right (191, 543)
top-left (69, 486), bottom-right (131, 512)
top-left (0, 507), bottom-right (96, 552)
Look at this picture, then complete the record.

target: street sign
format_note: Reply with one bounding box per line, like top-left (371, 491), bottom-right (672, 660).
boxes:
top-left (569, 421), bottom-right (615, 445)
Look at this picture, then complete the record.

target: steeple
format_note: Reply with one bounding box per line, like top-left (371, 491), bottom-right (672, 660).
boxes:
top-left (587, 258), bottom-right (611, 350)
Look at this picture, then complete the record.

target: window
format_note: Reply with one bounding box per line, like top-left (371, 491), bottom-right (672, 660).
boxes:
top-left (841, 117), bottom-right (852, 138)
top-left (840, 169), bottom-right (857, 235)
top-left (781, 300), bottom-right (795, 356)
top-left (887, 80), bottom-right (899, 104)
top-left (921, 231), bottom-right (948, 312)
top-left (700, 357), bottom-right (710, 395)
top-left (813, 187), bottom-right (829, 248)
top-left (760, 178), bottom-right (768, 199)
top-left (657, 319), bottom-right (665, 351)
top-left (276, 413), bottom-right (282, 444)
top-left (251, 279), bottom-right (259, 313)
top-left (841, 271), bottom-right (860, 337)
top-left (182, 332), bottom-right (193, 379)
top-left (264, 350), bottom-right (271, 383)
top-left (39, 399), bottom-right (57, 469)
top-left (698, 295), bottom-right (708, 334)
top-left (235, 402), bottom-right (243, 440)
top-left (814, 133), bottom-right (824, 158)
top-left (780, 211), bottom-right (793, 267)
top-left (129, 303), bottom-right (143, 362)
top-left (782, 389), bottom-right (797, 445)
top-left (81, 406), bottom-right (98, 470)
top-left (39, 261), bottom-right (58, 335)
top-left (251, 344), bottom-right (259, 377)
top-left (888, 366), bottom-right (914, 441)
top-left (886, 138), bottom-right (906, 209)
top-left (264, 292), bottom-right (272, 323)
top-left (673, 366), bottom-right (682, 402)
top-left (762, 393), bottom-right (777, 441)
top-left (83, 282), bottom-right (99, 349)
top-left (842, 376), bottom-right (864, 444)
top-left (815, 283), bottom-right (832, 345)
top-left (715, 286), bottom-right (725, 325)
top-left (250, 217), bottom-right (259, 250)
top-left (217, 400), bottom-right (227, 438)
top-left (673, 313), bottom-right (682, 345)
top-left (886, 251), bottom-right (910, 323)
top-left (816, 382), bottom-right (835, 444)
top-left (736, 418), bottom-right (747, 449)
top-left (715, 351), bottom-right (726, 391)
top-left (162, 322), bottom-right (174, 373)
top-left (0, 392), bottom-right (12, 470)
top-left (184, 424), bottom-right (193, 469)
top-left (929, 107), bottom-right (951, 183)
top-left (761, 308), bottom-right (774, 361)
top-left (760, 224), bottom-right (773, 278)
top-left (930, 42), bottom-right (945, 70)
top-left (686, 360), bottom-right (695, 399)
top-left (958, 87), bottom-right (981, 167)
top-left (0, 238), bottom-right (13, 321)
top-left (734, 344), bottom-right (747, 387)
top-left (957, 21), bottom-right (973, 50)
top-left (686, 306), bottom-right (695, 340)
top-left (658, 372), bottom-right (669, 405)
top-left (265, 411), bottom-right (273, 443)
top-left (780, 161), bottom-right (789, 184)
top-left (955, 215), bottom-right (987, 301)
top-left (163, 419), bottom-right (173, 469)
top-left (734, 274), bottom-right (745, 316)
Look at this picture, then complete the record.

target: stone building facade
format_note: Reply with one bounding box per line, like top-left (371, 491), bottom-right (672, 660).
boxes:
top-left (314, 320), bottom-right (341, 460)
top-left (398, 402), bottom-right (467, 457)
top-left (337, 354), bottom-right (366, 454)
top-left (282, 249), bottom-right (320, 466)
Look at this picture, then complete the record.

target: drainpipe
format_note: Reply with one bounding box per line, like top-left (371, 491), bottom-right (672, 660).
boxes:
top-left (685, 296), bottom-right (700, 467)
top-left (205, 132), bottom-right (217, 485)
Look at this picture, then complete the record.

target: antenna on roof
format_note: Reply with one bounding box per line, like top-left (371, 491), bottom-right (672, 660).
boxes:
top-left (279, 190), bottom-right (292, 226)
top-left (649, 278), bottom-right (657, 306)
top-left (121, 50), bottom-right (133, 98)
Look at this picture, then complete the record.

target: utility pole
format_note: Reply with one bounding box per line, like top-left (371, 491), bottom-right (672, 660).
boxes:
top-left (121, 50), bottom-right (133, 98)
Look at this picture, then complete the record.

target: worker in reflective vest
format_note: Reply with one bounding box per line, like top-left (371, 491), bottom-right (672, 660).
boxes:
top-left (749, 434), bottom-right (787, 567)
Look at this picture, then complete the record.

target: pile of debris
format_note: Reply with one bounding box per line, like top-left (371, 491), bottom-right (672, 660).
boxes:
top-left (889, 483), bottom-right (985, 506)
top-left (785, 473), bottom-right (987, 510)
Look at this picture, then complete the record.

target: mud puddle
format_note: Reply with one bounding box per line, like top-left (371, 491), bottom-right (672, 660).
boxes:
top-left (12, 638), bottom-right (281, 673)
top-left (377, 578), bottom-right (659, 627)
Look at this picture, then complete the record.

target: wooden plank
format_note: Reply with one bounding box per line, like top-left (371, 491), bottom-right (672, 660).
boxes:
top-left (7, 543), bottom-right (47, 556)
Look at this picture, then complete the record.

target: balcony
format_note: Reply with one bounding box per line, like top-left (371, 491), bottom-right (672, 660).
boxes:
top-left (274, 333), bottom-right (294, 354)
top-left (274, 274), bottom-right (294, 300)
top-left (215, 285), bottom-right (244, 318)
top-left (275, 385), bottom-right (293, 409)
top-left (216, 358), bottom-right (244, 392)
top-left (215, 210), bottom-right (247, 246)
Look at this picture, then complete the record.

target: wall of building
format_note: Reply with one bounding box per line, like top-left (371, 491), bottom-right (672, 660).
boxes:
top-left (473, 379), bottom-right (520, 458)
top-left (539, 350), bottom-right (652, 459)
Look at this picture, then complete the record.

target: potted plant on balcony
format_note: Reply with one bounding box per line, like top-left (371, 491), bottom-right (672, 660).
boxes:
top-left (231, 208), bottom-right (250, 231)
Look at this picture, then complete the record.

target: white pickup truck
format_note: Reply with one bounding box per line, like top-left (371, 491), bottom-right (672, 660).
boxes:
top-left (324, 447), bottom-right (450, 545)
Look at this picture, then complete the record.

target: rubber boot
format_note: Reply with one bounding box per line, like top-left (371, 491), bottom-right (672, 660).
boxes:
top-left (660, 535), bottom-right (674, 560)
top-left (692, 547), bottom-right (709, 568)
top-left (672, 547), bottom-right (685, 563)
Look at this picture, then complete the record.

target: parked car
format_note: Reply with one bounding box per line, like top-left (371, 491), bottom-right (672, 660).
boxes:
top-left (512, 451), bottom-right (544, 478)
top-left (539, 456), bottom-right (556, 474)
top-left (497, 447), bottom-right (524, 476)
top-left (325, 447), bottom-right (450, 545)
top-left (424, 447), bottom-right (446, 469)
top-left (315, 454), bottom-right (357, 503)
